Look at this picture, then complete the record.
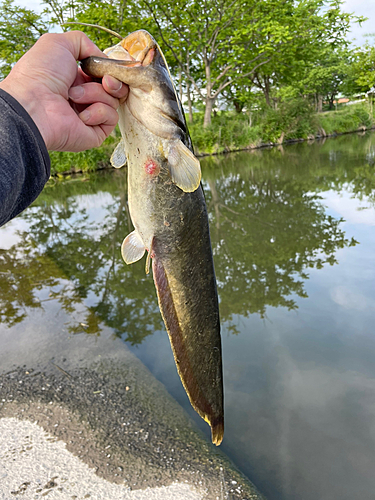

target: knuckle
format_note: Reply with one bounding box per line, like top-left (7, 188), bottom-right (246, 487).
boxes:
top-left (39, 33), bottom-right (59, 44)
top-left (93, 103), bottom-right (110, 121)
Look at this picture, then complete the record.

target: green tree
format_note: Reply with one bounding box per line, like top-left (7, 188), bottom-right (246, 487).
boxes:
top-left (44, 0), bottom-right (145, 50)
top-left (351, 42), bottom-right (375, 92)
top-left (145, 0), bottom-right (363, 125)
top-left (43, 0), bottom-right (362, 127)
top-left (0, 0), bottom-right (49, 78)
top-left (300, 46), bottom-right (353, 111)
top-left (1, 0), bottom-right (363, 128)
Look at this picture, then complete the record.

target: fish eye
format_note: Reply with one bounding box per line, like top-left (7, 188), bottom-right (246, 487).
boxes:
top-left (158, 54), bottom-right (166, 68)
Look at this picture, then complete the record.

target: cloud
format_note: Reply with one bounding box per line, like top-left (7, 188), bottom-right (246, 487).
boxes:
top-left (323, 190), bottom-right (375, 226)
top-left (330, 285), bottom-right (375, 311)
top-left (0, 217), bottom-right (30, 250)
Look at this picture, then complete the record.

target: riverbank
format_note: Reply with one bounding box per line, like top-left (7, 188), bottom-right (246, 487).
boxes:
top-left (0, 284), bottom-right (263, 500)
top-left (50, 102), bottom-right (374, 175)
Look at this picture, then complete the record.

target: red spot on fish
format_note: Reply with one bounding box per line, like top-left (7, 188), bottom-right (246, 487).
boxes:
top-left (144, 159), bottom-right (159, 175)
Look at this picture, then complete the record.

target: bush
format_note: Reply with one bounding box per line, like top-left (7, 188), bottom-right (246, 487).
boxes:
top-left (190, 113), bottom-right (261, 154)
top-left (49, 135), bottom-right (117, 175)
top-left (260, 98), bottom-right (317, 143)
top-left (318, 104), bottom-right (373, 135)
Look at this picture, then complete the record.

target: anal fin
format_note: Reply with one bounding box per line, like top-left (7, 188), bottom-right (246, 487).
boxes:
top-left (152, 255), bottom-right (224, 445)
top-left (145, 238), bottom-right (153, 275)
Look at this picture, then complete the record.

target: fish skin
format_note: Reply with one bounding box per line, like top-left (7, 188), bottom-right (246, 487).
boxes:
top-left (81, 30), bottom-right (224, 445)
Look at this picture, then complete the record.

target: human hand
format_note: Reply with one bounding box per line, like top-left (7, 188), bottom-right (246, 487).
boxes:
top-left (0, 31), bottom-right (128, 152)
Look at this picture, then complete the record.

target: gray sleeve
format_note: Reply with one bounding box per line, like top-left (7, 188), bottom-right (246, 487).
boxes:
top-left (0, 89), bottom-right (51, 227)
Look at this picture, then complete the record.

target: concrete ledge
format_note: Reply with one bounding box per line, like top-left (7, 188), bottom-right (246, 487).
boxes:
top-left (0, 300), bottom-right (264, 500)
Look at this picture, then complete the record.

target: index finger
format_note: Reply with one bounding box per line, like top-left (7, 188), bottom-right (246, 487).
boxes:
top-left (57, 30), bottom-right (105, 62)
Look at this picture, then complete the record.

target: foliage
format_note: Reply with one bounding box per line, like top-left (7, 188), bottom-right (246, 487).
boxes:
top-left (142, 0), bottom-right (363, 125)
top-left (43, 0), bottom-right (147, 50)
top-left (318, 104), bottom-right (373, 135)
top-left (0, 0), bottom-right (49, 78)
top-left (224, 2), bottom-right (364, 111)
top-left (46, 103), bottom-right (375, 174)
top-left (260, 99), bottom-right (318, 143)
top-left (49, 134), bottom-right (117, 174)
top-left (300, 46), bottom-right (354, 109)
top-left (39, 0), bottom-right (365, 127)
top-left (0, 0), bottom-right (371, 163)
top-left (350, 43), bottom-right (375, 92)
top-left (190, 113), bottom-right (261, 154)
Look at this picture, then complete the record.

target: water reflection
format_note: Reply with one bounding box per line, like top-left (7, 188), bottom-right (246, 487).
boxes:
top-left (1, 132), bottom-right (375, 500)
top-left (1, 135), bottom-right (366, 338)
top-left (1, 172), bottom-right (163, 342)
top-left (203, 161), bottom-right (356, 325)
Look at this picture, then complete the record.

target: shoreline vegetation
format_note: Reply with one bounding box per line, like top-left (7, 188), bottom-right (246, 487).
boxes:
top-left (50, 102), bottom-right (375, 176)
top-left (2, 0), bottom-right (374, 179)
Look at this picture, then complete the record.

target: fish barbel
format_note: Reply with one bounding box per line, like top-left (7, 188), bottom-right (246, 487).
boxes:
top-left (79, 26), bottom-right (224, 445)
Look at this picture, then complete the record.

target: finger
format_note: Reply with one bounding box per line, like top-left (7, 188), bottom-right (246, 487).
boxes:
top-left (102, 75), bottom-right (129, 100)
top-left (79, 102), bottom-right (119, 130)
top-left (73, 67), bottom-right (96, 86)
top-left (68, 82), bottom-right (120, 109)
top-left (59, 30), bottom-right (106, 62)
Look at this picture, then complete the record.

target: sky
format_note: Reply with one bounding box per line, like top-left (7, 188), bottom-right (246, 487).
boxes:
top-left (343, 0), bottom-right (375, 46)
top-left (14, 0), bottom-right (375, 47)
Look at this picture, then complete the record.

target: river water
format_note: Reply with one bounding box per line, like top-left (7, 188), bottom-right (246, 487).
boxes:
top-left (1, 132), bottom-right (375, 500)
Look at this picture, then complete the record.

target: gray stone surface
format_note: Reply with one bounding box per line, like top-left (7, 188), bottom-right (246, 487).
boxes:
top-left (0, 297), bottom-right (263, 500)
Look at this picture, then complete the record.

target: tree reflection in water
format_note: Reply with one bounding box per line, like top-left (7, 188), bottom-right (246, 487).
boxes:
top-left (2, 132), bottom-right (374, 343)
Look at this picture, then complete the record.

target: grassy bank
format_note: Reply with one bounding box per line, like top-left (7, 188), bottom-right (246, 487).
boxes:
top-left (190, 101), bottom-right (374, 155)
top-left (50, 102), bottom-right (374, 175)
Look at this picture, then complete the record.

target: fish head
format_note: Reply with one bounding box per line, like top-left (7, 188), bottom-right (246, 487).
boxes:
top-left (120, 30), bottom-right (156, 65)
top-left (103, 30), bottom-right (157, 67)
top-left (80, 29), bottom-right (175, 98)
top-left (81, 29), bottom-right (187, 141)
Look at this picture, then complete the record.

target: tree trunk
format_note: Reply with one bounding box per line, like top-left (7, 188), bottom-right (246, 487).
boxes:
top-left (203, 56), bottom-right (214, 128)
top-left (179, 67), bottom-right (183, 104)
top-left (233, 100), bottom-right (242, 113)
top-left (187, 80), bottom-right (193, 123)
top-left (317, 95), bottom-right (323, 113)
top-left (203, 97), bottom-right (215, 127)
top-left (264, 77), bottom-right (271, 107)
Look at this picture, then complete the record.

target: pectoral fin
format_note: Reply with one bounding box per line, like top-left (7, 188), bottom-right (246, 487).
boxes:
top-left (121, 230), bottom-right (145, 264)
top-left (111, 140), bottom-right (127, 169)
top-left (168, 140), bottom-right (201, 193)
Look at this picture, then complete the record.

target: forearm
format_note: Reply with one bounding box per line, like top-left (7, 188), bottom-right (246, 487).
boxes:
top-left (0, 89), bottom-right (50, 227)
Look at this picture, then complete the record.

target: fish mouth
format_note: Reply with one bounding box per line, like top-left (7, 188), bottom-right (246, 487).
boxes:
top-left (104, 30), bottom-right (157, 66)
